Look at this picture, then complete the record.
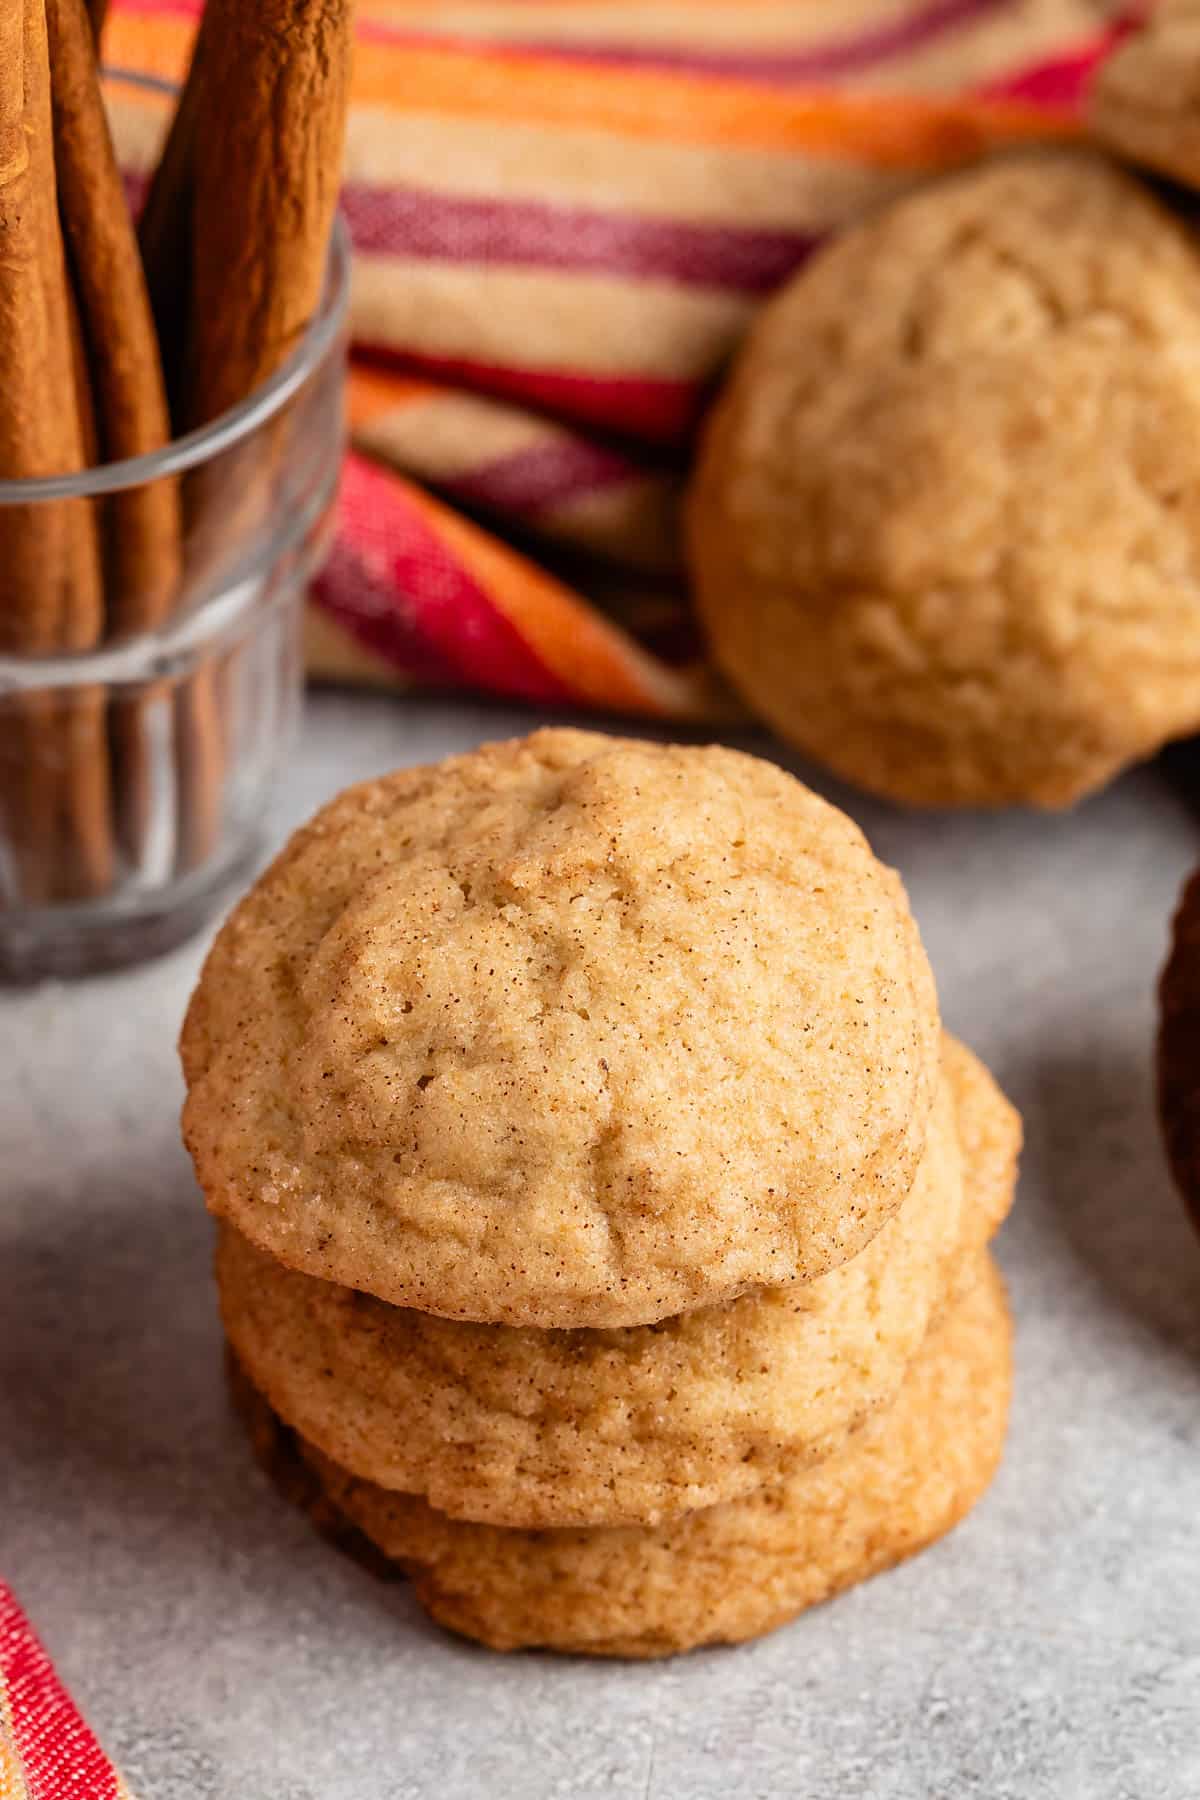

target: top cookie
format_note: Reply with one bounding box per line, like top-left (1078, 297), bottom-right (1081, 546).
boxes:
top-left (1089, 8), bottom-right (1200, 191)
top-left (182, 729), bottom-right (940, 1327)
top-left (687, 149), bottom-right (1200, 809)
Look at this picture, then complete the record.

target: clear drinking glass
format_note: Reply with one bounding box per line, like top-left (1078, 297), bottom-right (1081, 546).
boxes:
top-left (0, 189), bottom-right (348, 980)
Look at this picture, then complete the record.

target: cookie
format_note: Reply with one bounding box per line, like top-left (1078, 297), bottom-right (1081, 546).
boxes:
top-left (261, 1258), bottom-right (1010, 1658)
top-left (218, 1034), bottom-right (1016, 1528)
top-left (1089, 7), bottom-right (1200, 192)
top-left (687, 150), bottom-right (1200, 810)
top-left (183, 729), bottom-right (940, 1328)
top-left (1158, 863), bottom-right (1200, 1234)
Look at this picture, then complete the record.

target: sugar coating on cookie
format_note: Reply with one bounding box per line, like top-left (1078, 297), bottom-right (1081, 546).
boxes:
top-left (687, 150), bottom-right (1200, 809)
top-left (280, 1258), bottom-right (1010, 1658)
top-left (1089, 9), bottom-right (1200, 191)
top-left (216, 1039), bottom-right (999, 1527)
top-left (183, 729), bottom-right (940, 1327)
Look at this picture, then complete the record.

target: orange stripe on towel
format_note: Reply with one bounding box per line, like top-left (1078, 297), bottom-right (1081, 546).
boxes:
top-left (395, 477), bottom-right (703, 715)
top-left (107, 13), bottom-right (1077, 163)
top-left (348, 367), bottom-right (443, 429)
top-left (348, 45), bottom-right (1077, 160)
top-left (105, 11), bottom-right (194, 81)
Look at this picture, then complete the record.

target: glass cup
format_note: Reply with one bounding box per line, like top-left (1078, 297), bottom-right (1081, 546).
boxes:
top-left (0, 153), bottom-right (348, 980)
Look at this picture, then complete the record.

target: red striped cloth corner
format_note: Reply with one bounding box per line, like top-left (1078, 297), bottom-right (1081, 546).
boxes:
top-left (99, 0), bottom-right (1135, 718)
top-left (1, 1584), bottom-right (134, 1800)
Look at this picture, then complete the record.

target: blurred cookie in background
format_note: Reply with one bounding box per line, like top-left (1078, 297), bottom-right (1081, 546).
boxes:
top-left (687, 149), bottom-right (1200, 810)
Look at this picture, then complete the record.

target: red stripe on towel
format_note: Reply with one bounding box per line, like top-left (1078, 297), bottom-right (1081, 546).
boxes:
top-left (341, 183), bottom-right (818, 293)
top-left (0, 1583), bottom-right (122, 1800)
top-left (317, 455), bottom-right (579, 700)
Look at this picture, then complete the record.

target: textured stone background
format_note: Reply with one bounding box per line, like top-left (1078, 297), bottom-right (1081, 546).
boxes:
top-left (3, 694), bottom-right (1199, 1800)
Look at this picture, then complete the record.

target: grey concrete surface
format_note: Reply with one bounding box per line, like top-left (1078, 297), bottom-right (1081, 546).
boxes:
top-left (3, 691), bottom-right (1199, 1800)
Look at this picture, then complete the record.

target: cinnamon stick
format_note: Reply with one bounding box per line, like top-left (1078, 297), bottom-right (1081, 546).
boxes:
top-left (0, 0), bottom-right (69, 653)
top-left (0, 0), bottom-right (112, 905)
top-left (24, 0), bottom-right (102, 645)
top-left (30, 0), bottom-right (112, 902)
top-left (183, 0), bottom-right (354, 430)
top-left (0, 5), bottom-right (59, 902)
top-left (135, 9), bottom-right (213, 873)
top-left (137, 8), bottom-right (205, 430)
top-left (85, 0), bottom-right (106, 41)
top-left (139, 0), bottom-right (353, 874)
top-left (49, 0), bottom-right (179, 628)
top-left (53, 290), bottom-right (111, 901)
top-left (48, 0), bottom-right (183, 872)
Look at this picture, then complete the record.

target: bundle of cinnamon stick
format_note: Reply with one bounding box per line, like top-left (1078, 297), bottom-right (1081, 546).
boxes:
top-left (0, 0), bottom-right (353, 916)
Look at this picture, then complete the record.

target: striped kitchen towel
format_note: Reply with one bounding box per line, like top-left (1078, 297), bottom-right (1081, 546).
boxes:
top-left (0, 1583), bottom-right (134, 1800)
top-left (103, 0), bottom-right (1131, 715)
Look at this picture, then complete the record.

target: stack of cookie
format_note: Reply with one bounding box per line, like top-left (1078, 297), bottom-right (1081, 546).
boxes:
top-left (181, 729), bottom-right (1020, 1657)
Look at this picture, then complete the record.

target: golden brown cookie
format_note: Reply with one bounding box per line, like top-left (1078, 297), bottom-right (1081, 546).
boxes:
top-left (183, 729), bottom-right (940, 1327)
top-left (1158, 863), bottom-right (1200, 1234)
top-left (217, 1036), bottom-right (1016, 1528)
top-left (687, 149), bottom-right (1200, 810)
top-left (1089, 7), bottom-right (1200, 191)
top-left (264, 1258), bottom-right (1010, 1659)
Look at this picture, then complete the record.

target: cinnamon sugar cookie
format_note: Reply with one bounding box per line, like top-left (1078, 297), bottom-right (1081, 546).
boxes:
top-left (248, 1259), bottom-right (1010, 1659)
top-left (688, 150), bottom-right (1200, 809)
top-left (183, 729), bottom-right (940, 1327)
top-left (218, 1038), bottom-right (1013, 1527)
